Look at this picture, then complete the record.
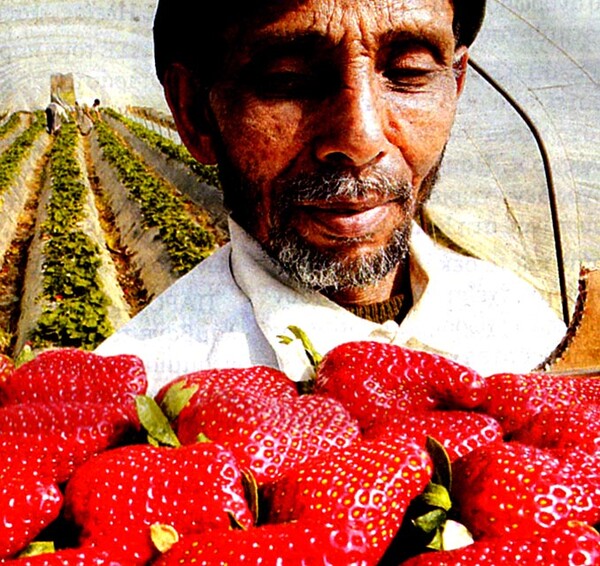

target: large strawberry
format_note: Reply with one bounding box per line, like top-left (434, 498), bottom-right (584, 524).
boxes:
top-left (151, 522), bottom-right (361, 565)
top-left (262, 434), bottom-right (433, 564)
top-left (0, 348), bottom-right (147, 406)
top-left (399, 520), bottom-right (600, 565)
top-left (314, 341), bottom-right (487, 433)
top-left (0, 402), bottom-right (138, 436)
top-left (451, 441), bottom-right (600, 539)
top-left (366, 410), bottom-right (503, 462)
top-left (511, 404), bottom-right (600, 453)
top-left (0, 545), bottom-right (133, 565)
top-left (0, 466), bottom-right (62, 560)
top-left (159, 366), bottom-right (361, 485)
top-left (479, 372), bottom-right (600, 434)
top-left (64, 442), bottom-right (254, 564)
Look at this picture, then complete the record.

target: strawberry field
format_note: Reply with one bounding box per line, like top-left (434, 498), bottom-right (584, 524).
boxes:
top-left (0, 108), bottom-right (226, 358)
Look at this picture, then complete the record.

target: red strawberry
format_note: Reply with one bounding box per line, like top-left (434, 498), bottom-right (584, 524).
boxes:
top-left (64, 442), bottom-right (254, 564)
top-left (262, 434), bottom-right (433, 564)
top-left (452, 442), bottom-right (600, 539)
top-left (0, 427), bottom-right (131, 485)
top-left (160, 367), bottom-right (361, 485)
top-left (479, 372), bottom-right (600, 434)
top-left (0, 467), bottom-right (62, 559)
top-left (0, 545), bottom-right (134, 565)
top-left (152, 522), bottom-right (363, 565)
top-left (368, 410), bottom-right (503, 462)
top-left (314, 341), bottom-right (487, 433)
top-left (511, 404), bottom-right (600, 453)
top-left (399, 520), bottom-right (600, 566)
top-left (156, 366), bottom-right (297, 406)
top-left (0, 348), bottom-right (147, 406)
top-left (0, 402), bottom-right (138, 436)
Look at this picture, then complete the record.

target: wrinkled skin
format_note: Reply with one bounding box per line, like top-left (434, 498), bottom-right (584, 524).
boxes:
top-left (165, 0), bottom-right (468, 306)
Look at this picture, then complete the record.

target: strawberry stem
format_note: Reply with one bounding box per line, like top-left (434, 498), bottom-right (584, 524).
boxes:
top-left (278, 325), bottom-right (323, 370)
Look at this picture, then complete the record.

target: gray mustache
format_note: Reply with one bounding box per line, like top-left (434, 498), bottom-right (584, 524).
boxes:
top-left (280, 171), bottom-right (413, 204)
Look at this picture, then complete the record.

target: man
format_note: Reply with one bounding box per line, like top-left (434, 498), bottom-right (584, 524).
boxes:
top-left (45, 99), bottom-right (69, 135)
top-left (97, 0), bottom-right (565, 394)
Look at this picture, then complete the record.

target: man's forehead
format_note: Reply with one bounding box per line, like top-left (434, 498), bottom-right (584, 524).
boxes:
top-left (229, 0), bottom-right (455, 50)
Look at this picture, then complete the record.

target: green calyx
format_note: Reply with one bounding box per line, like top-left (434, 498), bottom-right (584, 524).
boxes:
top-left (278, 325), bottom-right (322, 394)
top-left (135, 395), bottom-right (181, 448)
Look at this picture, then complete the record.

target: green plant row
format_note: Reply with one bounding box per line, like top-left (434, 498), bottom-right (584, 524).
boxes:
top-left (29, 122), bottom-right (113, 350)
top-left (103, 107), bottom-right (221, 188)
top-left (0, 113), bottom-right (21, 139)
top-left (95, 119), bottom-right (216, 276)
top-left (0, 111), bottom-right (46, 198)
top-left (128, 105), bottom-right (176, 130)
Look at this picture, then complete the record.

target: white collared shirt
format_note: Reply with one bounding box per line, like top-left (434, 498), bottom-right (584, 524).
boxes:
top-left (96, 219), bottom-right (566, 395)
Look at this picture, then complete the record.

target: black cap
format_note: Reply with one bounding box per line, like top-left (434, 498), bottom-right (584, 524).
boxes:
top-left (153, 0), bottom-right (486, 84)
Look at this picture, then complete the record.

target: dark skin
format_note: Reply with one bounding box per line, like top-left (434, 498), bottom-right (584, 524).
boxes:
top-left (164, 0), bottom-right (469, 307)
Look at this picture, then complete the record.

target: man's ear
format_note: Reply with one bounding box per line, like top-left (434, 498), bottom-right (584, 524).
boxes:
top-left (453, 46), bottom-right (470, 97)
top-left (163, 63), bottom-right (218, 164)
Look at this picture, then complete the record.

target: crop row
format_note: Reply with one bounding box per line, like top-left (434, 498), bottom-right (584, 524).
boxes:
top-left (0, 112), bottom-right (45, 199)
top-left (0, 112), bottom-right (21, 139)
top-left (104, 108), bottom-right (220, 188)
top-left (28, 122), bottom-right (114, 350)
top-left (94, 118), bottom-right (216, 277)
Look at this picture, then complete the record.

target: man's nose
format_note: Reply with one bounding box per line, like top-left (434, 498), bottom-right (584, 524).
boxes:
top-left (313, 72), bottom-right (391, 169)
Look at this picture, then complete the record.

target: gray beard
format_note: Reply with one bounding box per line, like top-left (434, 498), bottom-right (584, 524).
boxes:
top-left (262, 171), bottom-right (414, 293)
top-left (268, 225), bottom-right (411, 292)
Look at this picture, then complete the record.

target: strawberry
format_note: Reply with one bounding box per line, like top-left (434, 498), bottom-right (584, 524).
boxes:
top-left (262, 434), bottom-right (433, 564)
top-left (479, 372), bottom-right (600, 434)
top-left (399, 520), bottom-right (600, 566)
top-left (511, 404), bottom-right (600, 453)
top-left (160, 366), bottom-right (361, 485)
top-left (366, 410), bottom-right (503, 462)
top-left (0, 348), bottom-right (147, 406)
top-left (151, 522), bottom-right (361, 565)
top-left (0, 545), bottom-right (134, 565)
top-left (156, 366), bottom-right (297, 406)
top-left (0, 466), bottom-right (62, 559)
top-left (64, 442), bottom-right (254, 564)
top-left (451, 441), bottom-right (600, 539)
top-left (314, 341), bottom-right (487, 433)
top-left (0, 402), bottom-right (138, 436)
top-left (0, 427), bottom-right (134, 485)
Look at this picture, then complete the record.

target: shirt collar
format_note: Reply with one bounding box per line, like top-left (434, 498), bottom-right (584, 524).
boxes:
top-left (228, 218), bottom-right (435, 381)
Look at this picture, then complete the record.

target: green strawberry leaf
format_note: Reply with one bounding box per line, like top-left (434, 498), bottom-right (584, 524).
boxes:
top-left (14, 344), bottom-right (35, 368)
top-left (160, 381), bottom-right (199, 421)
top-left (18, 541), bottom-right (55, 557)
top-left (413, 508), bottom-right (447, 534)
top-left (426, 436), bottom-right (452, 492)
top-left (426, 528), bottom-right (444, 551)
top-left (240, 468), bottom-right (260, 525)
top-left (196, 432), bottom-right (212, 443)
top-left (278, 325), bottom-right (323, 369)
top-left (228, 511), bottom-right (248, 531)
top-left (136, 395), bottom-right (181, 448)
top-left (420, 482), bottom-right (452, 512)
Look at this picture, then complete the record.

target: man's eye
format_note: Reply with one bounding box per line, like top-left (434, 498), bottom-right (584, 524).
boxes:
top-left (252, 70), bottom-right (326, 100)
top-left (383, 68), bottom-right (438, 91)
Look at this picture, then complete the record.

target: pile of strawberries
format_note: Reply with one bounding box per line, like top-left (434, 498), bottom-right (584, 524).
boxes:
top-left (0, 340), bottom-right (599, 565)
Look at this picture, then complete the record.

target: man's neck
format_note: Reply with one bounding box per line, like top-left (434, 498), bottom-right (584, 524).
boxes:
top-left (325, 260), bottom-right (409, 308)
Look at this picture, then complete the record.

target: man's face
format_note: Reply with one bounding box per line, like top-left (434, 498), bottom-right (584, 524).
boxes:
top-left (199, 0), bottom-right (466, 293)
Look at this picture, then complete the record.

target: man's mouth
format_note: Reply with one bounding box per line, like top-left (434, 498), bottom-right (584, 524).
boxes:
top-left (293, 198), bottom-right (402, 239)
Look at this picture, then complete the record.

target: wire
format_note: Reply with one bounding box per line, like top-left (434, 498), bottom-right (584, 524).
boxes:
top-left (467, 58), bottom-right (570, 325)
